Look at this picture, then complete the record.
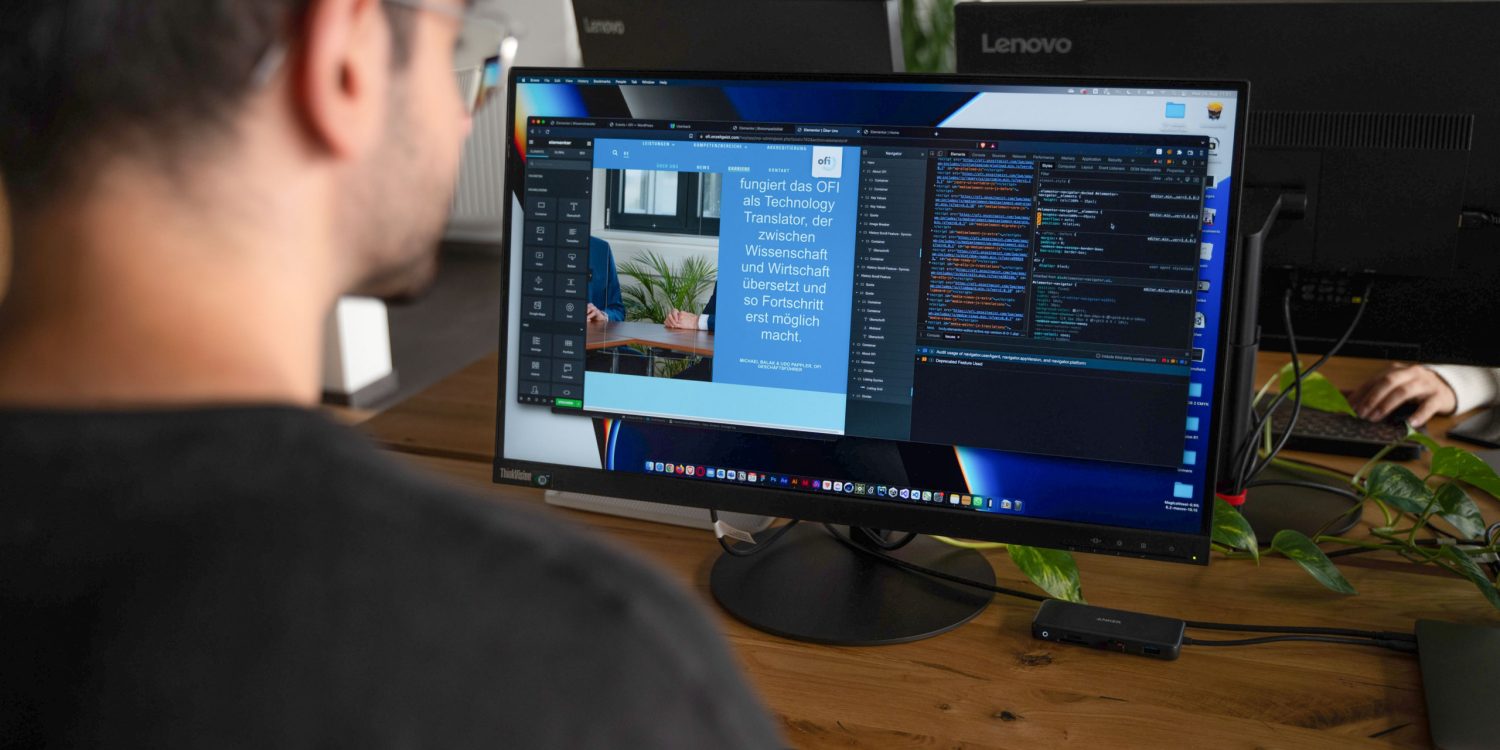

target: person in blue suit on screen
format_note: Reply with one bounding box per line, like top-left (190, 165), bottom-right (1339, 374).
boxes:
top-left (586, 237), bottom-right (626, 323)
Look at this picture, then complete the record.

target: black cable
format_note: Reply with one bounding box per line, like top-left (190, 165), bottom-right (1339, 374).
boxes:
top-left (1232, 283), bottom-right (1373, 490)
top-left (709, 509), bottom-right (799, 558)
top-left (1231, 290), bottom-right (1301, 491)
top-left (1244, 479), bottom-right (1364, 504)
top-left (821, 524), bottom-right (1048, 602)
top-left (853, 526), bottom-right (917, 551)
top-left (1182, 619), bottom-right (1415, 642)
top-left (1260, 280), bottom-right (1372, 477)
top-left (1229, 282), bottom-right (1374, 493)
top-left (1272, 454), bottom-right (1365, 479)
top-left (1183, 634), bottom-right (1417, 654)
top-left (1242, 291), bottom-right (1304, 487)
top-left (1326, 543), bottom-right (1476, 561)
top-left (1325, 546), bottom-right (1379, 559)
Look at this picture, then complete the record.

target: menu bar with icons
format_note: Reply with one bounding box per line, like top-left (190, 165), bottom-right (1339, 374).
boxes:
top-left (642, 460), bottom-right (1027, 514)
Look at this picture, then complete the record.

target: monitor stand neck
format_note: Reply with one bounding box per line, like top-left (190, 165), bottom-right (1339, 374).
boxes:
top-left (1220, 189), bottom-right (1308, 483)
top-left (1219, 190), bottom-right (1359, 539)
top-left (710, 524), bottom-right (995, 646)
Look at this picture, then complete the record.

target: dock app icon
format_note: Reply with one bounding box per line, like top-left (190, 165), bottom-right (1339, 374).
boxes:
top-left (812, 146), bottom-right (843, 179)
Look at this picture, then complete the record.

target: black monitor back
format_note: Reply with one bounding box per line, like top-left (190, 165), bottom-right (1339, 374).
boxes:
top-left (955, 0), bottom-right (1500, 365)
top-left (571, 0), bottom-right (904, 74)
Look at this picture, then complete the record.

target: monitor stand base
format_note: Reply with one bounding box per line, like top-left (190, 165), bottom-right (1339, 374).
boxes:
top-left (1239, 462), bottom-right (1362, 541)
top-left (710, 524), bottom-right (995, 646)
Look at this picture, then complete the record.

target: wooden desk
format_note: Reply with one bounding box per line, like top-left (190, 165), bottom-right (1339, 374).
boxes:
top-left (588, 319), bottom-right (715, 358)
top-left (361, 352), bottom-right (1500, 748)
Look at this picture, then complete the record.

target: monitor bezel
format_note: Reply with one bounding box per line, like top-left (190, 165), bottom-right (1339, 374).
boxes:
top-left (492, 67), bottom-right (1250, 565)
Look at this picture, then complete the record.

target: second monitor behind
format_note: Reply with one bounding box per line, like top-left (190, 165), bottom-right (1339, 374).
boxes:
top-left (953, 0), bottom-right (1500, 366)
top-left (571, 0), bottom-right (905, 74)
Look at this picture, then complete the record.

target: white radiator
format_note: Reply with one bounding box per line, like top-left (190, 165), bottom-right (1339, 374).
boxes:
top-left (445, 64), bottom-right (511, 244)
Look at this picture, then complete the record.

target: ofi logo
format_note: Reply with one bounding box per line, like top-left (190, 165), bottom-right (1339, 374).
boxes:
top-left (818, 155), bottom-right (838, 168)
top-left (981, 34), bottom-right (1073, 54)
top-left (582, 17), bottom-right (626, 35)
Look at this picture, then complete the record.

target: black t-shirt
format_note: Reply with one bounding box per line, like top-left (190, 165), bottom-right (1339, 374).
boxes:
top-left (0, 407), bottom-right (781, 748)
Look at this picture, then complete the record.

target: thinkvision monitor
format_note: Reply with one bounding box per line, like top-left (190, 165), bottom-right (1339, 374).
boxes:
top-left (495, 70), bottom-right (1248, 566)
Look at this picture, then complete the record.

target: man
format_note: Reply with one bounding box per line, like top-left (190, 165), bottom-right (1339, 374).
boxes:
top-left (585, 236), bottom-right (626, 323)
top-left (0, 1), bottom-right (779, 747)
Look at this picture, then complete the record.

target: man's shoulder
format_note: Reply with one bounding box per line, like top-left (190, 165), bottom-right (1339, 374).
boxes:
top-left (207, 417), bottom-right (781, 745)
top-left (245, 416), bottom-right (698, 620)
top-left (1, 407), bottom-right (781, 747)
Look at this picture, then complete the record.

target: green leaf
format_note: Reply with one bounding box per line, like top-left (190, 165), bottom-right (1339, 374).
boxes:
top-left (1211, 497), bottom-right (1259, 562)
top-left (1406, 430), bottom-right (1444, 453)
top-left (1365, 464), bottom-right (1434, 516)
top-left (1276, 364), bottom-right (1357, 417)
top-left (1008, 545), bottom-right (1085, 603)
top-left (1430, 446), bottom-right (1500, 500)
top-left (1434, 482), bottom-right (1487, 540)
top-left (1439, 545), bottom-right (1500, 611)
top-left (1271, 530), bottom-right (1357, 594)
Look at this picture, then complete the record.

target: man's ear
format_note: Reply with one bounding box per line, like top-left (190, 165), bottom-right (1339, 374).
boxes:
top-left (294, 0), bottom-right (391, 159)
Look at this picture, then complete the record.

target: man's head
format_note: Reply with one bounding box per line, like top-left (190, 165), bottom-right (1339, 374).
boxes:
top-left (0, 0), bottom-right (476, 301)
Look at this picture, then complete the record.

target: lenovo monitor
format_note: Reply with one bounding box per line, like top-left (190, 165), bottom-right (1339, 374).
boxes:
top-left (496, 69), bottom-right (1248, 642)
top-left (955, 0), bottom-right (1500, 366)
top-left (571, 0), bottom-right (905, 73)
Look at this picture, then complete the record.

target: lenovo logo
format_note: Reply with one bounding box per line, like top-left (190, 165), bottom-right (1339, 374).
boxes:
top-left (981, 34), bottom-right (1073, 54)
top-left (582, 17), bottom-right (626, 35)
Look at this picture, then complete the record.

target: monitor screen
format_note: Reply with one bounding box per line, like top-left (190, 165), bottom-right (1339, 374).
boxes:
top-left (495, 70), bottom-right (1247, 563)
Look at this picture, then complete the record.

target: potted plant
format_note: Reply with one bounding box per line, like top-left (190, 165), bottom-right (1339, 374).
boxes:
top-left (614, 251), bottom-right (717, 379)
top-left (616, 251), bottom-right (716, 324)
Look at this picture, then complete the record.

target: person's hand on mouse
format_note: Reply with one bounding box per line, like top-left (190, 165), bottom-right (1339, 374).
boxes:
top-left (1348, 364), bottom-right (1457, 427)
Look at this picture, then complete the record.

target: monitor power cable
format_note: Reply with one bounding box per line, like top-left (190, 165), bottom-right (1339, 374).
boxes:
top-left (709, 509), bottom-right (800, 558)
top-left (1226, 282), bottom-right (1374, 496)
top-left (1181, 634), bottom-right (1417, 653)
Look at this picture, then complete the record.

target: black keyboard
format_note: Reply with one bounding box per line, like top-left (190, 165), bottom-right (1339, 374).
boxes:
top-left (1256, 404), bottom-right (1423, 460)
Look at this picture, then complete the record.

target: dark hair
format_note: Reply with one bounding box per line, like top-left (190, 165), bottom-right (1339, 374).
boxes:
top-left (0, 0), bottom-right (414, 215)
